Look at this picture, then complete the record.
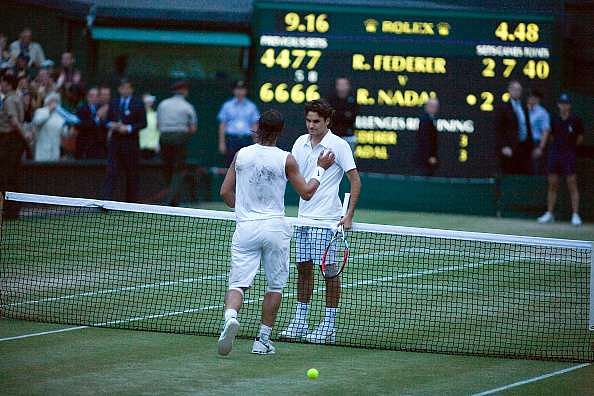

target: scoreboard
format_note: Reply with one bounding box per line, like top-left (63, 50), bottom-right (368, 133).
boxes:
top-left (251, 2), bottom-right (556, 177)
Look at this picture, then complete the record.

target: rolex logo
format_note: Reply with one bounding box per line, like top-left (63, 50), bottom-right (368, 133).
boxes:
top-left (364, 19), bottom-right (379, 33)
top-left (437, 22), bottom-right (450, 36)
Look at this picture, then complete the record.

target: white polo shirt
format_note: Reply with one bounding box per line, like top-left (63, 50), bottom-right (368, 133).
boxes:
top-left (292, 130), bottom-right (356, 221)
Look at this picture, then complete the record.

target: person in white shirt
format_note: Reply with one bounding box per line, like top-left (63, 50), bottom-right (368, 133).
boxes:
top-left (218, 109), bottom-right (335, 356)
top-left (9, 28), bottom-right (45, 68)
top-left (281, 99), bottom-right (361, 344)
top-left (32, 93), bottom-right (71, 161)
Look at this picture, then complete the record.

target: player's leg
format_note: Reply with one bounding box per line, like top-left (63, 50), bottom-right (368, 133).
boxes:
top-left (306, 228), bottom-right (338, 344)
top-left (218, 223), bottom-right (260, 356)
top-left (253, 219), bottom-right (291, 354)
top-left (297, 260), bottom-right (315, 303)
top-left (280, 227), bottom-right (313, 339)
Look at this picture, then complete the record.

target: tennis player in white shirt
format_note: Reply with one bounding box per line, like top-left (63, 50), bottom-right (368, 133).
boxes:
top-left (218, 109), bottom-right (335, 356)
top-left (281, 99), bottom-right (361, 344)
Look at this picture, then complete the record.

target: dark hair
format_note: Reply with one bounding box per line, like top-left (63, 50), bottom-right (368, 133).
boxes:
top-left (256, 109), bottom-right (284, 144)
top-left (119, 78), bottom-right (132, 87)
top-left (528, 89), bottom-right (543, 100)
top-left (304, 99), bottom-right (334, 121)
top-left (1, 73), bottom-right (18, 90)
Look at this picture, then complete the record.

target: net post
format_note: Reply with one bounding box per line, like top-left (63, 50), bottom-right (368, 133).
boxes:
top-left (590, 242), bottom-right (594, 331)
top-left (0, 191), bottom-right (4, 234)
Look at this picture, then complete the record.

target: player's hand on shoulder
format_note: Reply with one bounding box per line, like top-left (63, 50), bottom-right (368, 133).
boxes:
top-left (317, 150), bottom-right (335, 169)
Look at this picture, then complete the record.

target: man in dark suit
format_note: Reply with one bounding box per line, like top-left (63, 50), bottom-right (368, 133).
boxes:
top-left (103, 78), bottom-right (146, 202)
top-left (75, 87), bottom-right (108, 159)
top-left (415, 97), bottom-right (439, 176)
top-left (495, 80), bottom-right (533, 175)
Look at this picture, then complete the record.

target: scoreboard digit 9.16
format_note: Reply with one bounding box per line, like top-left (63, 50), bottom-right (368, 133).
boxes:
top-left (251, 1), bottom-right (555, 177)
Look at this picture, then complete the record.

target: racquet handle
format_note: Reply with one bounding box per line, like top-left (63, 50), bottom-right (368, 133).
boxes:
top-left (341, 193), bottom-right (351, 217)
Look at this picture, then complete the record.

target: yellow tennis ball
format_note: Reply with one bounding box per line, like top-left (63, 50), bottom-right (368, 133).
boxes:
top-left (307, 368), bottom-right (319, 379)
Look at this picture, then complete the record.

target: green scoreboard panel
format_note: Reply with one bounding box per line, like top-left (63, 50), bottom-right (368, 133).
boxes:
top-left (252, 1), bottom-right (556, 177)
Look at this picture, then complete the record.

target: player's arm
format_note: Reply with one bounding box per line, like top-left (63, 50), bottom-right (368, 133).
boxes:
top-left (286, 152), bottom-right (334, 201)
top-left (339, 169), bottom-right (361, 230)
top-left (218, 122), bottom-right (226, 154)
top-left (220, 156), bottom-right (237, 208)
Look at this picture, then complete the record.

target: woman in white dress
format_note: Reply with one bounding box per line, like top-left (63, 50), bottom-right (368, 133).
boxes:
top-left (32, 92), bottom-right (71, 161)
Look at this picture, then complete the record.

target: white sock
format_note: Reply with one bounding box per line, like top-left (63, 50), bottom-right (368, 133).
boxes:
top-left (295, 302), bottom-right (309, 325)
top-left (258, 324), bottom-right (272, 343)
top-left (323, 307), bottom-right (338, 329)
top-left (224, 309), bottom-right (237, 322)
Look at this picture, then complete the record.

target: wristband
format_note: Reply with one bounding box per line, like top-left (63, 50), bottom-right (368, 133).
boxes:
top-left (310, 166), bottom-right (326, 182)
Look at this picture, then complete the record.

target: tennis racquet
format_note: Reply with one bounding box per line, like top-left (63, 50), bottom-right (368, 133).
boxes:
top-left (320, 193), bottom-right (351, 279)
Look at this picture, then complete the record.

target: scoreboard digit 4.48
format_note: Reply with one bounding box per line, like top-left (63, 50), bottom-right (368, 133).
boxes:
top-left (252, 2), bottom-right (555, 177)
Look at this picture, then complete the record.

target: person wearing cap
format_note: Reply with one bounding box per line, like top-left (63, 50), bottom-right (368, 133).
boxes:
top-left (156, 80), bottom-right (197, 206)
top-left (527, 89), bottom-right (551, 175)
top-left (495, 80), bottom-right (533, 175)
top-left (537, 93), bottom-right (584, 226)
top-left (217, 80), bottom-right (260, 166)
top-left (139, 93), bottom-right (160, 159)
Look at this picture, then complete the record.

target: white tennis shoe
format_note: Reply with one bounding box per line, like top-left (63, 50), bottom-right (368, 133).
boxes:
top-left (304, 324), bottom-right (336, 344)
top-left (251, 338), bottom-right (276, 355)
top-left (537, 212), bottom-right (554, 224)
top-left (571, 213), bottom-right (582, 226)
top-left (217, 318), bottom-right (239, 356)
top-left (279, 320), bottom-right (308, 340)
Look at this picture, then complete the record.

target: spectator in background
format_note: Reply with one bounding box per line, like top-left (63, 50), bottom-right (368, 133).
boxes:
top-left (0, 73), bottom-right (27, 218)
top-left (103, 78), bottom-right (146, 202)
top-left (139, 93), bottom-right (159, 159)
top-left (9, 28), bottom-right (45, 68)
top-left (327, 76), bottom-right (358, 150)
top-left (528, 89), bottom-right (551, 175)
top-left (495, 80), bottom-right (533, 175)
top-left (32, 92), bottom-right (72, 161)
top-left (40, 59), bottom-right (56, 77)
top-left (55, 52), bottom-right (82, 91)
top-left (217, 80), bottom-right (259, 166)
top-left (30, 66), bottom-right (56, 110)
top-left (76, 87), bottom-right (107, 159)
top-left (98, 85), bottom-right (111, 109)
top-left (415, 97), bottom-right (439, 176)
top-left (13, 54), bottom-right (30, 80)
top-left (0, 34), bottom-right (12, 66)
top-left (537, 93), bottom-right (584, 226)
top-left (157, 80), bottom-right (197, 206)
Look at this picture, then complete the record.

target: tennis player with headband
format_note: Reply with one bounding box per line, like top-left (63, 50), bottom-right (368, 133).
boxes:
top-left (281, 99), bottom-right (361, 344)
top-left (218, 109), bottom-right (335, 356)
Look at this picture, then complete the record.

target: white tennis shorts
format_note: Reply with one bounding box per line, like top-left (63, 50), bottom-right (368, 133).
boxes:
top-left (295, 226), bottom-right (336, 266)
top-left (229, 217), bottom-right (291, 293)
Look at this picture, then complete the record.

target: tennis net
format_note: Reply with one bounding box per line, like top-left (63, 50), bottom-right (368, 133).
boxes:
top-left (1, 192), bottom-right (593, 362)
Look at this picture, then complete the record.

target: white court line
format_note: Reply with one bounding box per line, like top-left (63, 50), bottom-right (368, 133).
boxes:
top-left (0, 326), bottom-right (90, 341)
top-left (3, 249), bottom-right (486, 309)
top-left (0, 260), bottom-right (491, 342)
top-left (472, 363), bottom-right (591, 396)
top-left (3, 274), bottom-right (226, 308)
